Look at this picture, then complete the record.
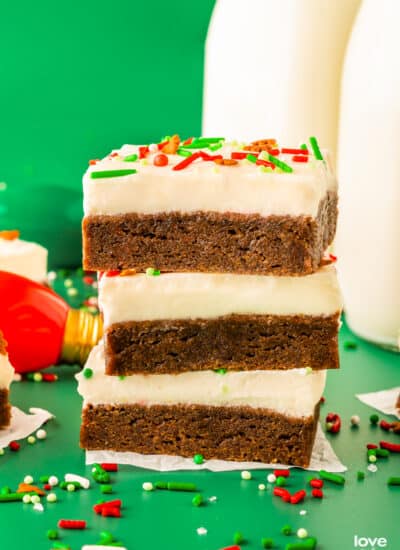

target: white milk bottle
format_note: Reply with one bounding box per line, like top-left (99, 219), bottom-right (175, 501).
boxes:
top-left (203, 0), bottom-right (360, 157)
top-left (337, 0), bottom-right (400, 350)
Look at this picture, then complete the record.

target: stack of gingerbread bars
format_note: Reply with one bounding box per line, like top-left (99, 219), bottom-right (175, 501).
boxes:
top-left (78, 135), bottom-right (342, 467)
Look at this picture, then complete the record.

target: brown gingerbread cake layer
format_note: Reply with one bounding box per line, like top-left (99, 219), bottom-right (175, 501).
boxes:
top-left (104, 313), bottom-right (340, 375)
top-left (81, 402), bottom-right (320, 467)
top-left (0, 389), bottom-right (11, 429)
top-left (83, 192), bottom-right (337, 275)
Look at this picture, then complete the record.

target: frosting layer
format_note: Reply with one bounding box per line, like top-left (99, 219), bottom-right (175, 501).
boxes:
top-left (99, 264), bottom-right (342, 326)
top-left (0, 239), bottom-right (48, 282)
top-left (83, 143), bottom-right (337, 218)
top-left (0, 353), bottom-right (14, 390)
top-left (76, 345), bottom-right (326, 418)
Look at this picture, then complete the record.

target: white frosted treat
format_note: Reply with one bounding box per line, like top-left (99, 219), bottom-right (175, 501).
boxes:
top-left (83, 140), bottom-right (336, 219)
top-left (77, 345), bottom-right (326, 418)
top-left (99, 264), bottom-right (342, 327)
top-left (0, 234), bottom-right (48, 283)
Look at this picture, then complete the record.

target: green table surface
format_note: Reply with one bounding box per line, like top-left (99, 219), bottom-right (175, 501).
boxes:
top-left (1, 271), bottom-right (399, 550)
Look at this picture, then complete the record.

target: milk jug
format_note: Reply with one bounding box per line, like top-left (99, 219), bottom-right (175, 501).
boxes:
top-left (337, 0), bottom-right (400, 350)
top-left (203, 0), bottom-right (360, 157)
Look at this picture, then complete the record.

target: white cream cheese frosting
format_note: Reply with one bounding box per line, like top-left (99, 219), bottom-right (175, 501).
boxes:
top-left (77, 345), bottom-right (326, 418)
top-left (99, 264), bottom-right (342, 327)
top-left (0, 351), bottom-right (14, 390)
top-left (0, 238), bottom-right (48, 283)
top-left (83, 142), bottom-right (337, 218)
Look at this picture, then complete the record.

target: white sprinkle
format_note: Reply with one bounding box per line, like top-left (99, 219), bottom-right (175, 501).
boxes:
top-left (197, 527), bottom-right (207, 536)
top-left (64, 278), bottom-right (73, 288)
top-left (22, 494), bottom-right (32, 504)
top-left (0, 182), bottom-right (7, 191)
top-left (0, 448), bottom-right (4, 456)
top-left (350, 415), bottom-right (360, 426)
top-left (241, 470), bottom-right (252, 480)
top-left (149, 143), bottom-right (158, 153)
top-left (208, 496), bottom-right (217, 502)
top-left (92, 281), bottom-right (98, 289)
top-left (30, 495), bottom-right (41, 504)
top-left (65, 473), bottom-right (90, 489)
top-left (33, 502), bottom-right (44, 512)
top-left (368, 455), bottom-right (377, 463)
top-left (267, 473), bottom-right (276, 483)
top-left (23, 475), bottom-right (34, 484)
top-left (258, 483), bottom-right (266, 491)
top-left (67, 287), bottom-right (78, 297)
top-left (12, 373), bottom-right (22, 382)
top-left (36, 429), bottom-right (47, 440)
top-left (46, 493), bottom-right (57, 503)
top-left (33, 372), bottom-right (43, 382)
top-left (142, 482), bottom-right (154, 492)
top-left (299, 510), bottom-right (307, 516)
top-left (48, 475), bottom-right (59, 487)
top-left (81, 546), bottom-right (128, 550)
top-left (297, 527), bottom-right (308, 539)
top-left (47, 271), bottom-right (57, 282)
top-left (368, 464), bottom-right (378, 473)
top-left (27, 436), bottom-right (36, 445)
top-left (67, 483), bottom-right (76, 492)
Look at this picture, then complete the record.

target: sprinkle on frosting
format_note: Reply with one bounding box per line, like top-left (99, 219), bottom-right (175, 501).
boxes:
top-left (0, 230), bottom-right (20, 241)
top-left (309, 136), bottom-right (324, 161)
top-left (90, 169), bottom-right (137, 179)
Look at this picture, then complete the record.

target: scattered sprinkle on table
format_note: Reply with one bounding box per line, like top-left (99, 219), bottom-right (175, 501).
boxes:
top-left (196, 527), bottom-right (207, 536)
top-left (241, 470), bottom-right (252, 480)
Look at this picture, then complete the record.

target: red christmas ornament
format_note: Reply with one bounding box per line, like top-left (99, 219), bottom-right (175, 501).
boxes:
top-left (0, 271), bottom-right (102, 374)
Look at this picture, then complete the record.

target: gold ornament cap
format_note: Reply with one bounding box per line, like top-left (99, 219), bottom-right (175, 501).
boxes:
top-left (61, 309), bottom-right (103, 365)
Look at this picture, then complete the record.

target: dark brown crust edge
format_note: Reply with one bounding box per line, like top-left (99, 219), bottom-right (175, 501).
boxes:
top-left (0, 389), bottom-right (11, 430)
top-left (82, 192), bottom-right (337, 275)
top-left (80, 402), bottom-right (320, 468)
top-left (105, 313), bottom-right (340, 375)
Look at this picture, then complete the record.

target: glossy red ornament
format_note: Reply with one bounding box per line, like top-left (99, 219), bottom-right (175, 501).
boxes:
top-left (0, 271), bottom-right (102, 374)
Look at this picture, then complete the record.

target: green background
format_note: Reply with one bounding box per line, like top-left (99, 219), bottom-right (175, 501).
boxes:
top-left (0, 0), bottom-right (215, 267)
top-left (0, 273), bottom-right (399, 549)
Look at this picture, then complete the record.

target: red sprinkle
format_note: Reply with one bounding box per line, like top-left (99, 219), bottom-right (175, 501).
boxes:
top-left (329, 254), bottom-right (337, 262)
top-left (9, 441), bottom-right (20, 452)
top-left (274, 469), bottom-right (290, 478)
top-left (290, 490), bottom-right (306, 505)
top-left (93, 499), bottom-right (122, 515)
top-left (89, 159), bottom-right (100, 165)
top-left (366, 444), bottom-right (378, 450)
top-left (44, 484), bottom-right (51, 491)
top-left (153, 153), bottom-right (169, 167)
top-left (42, 373), bottom-right (57, 383)
top-left (83, 276), bottom-right (95, 285)
top-left (100, 463), bottom-right (118, 472)
top-left (157, 140), bottom-right (169, 150)
top-left (325, 412), bottom-right (341, 433)
top-left (105, 270), bottom-right (120, 277)
top-left (58, 519), bottom-right (86, 530)
top-left (273, 487), bottom-right (291, 502)
top-left (173, 151), bottom-right (202, 171)
top-left (256, 159), bottom-right (275, 168)
top-left (198, 151), bottom-right (223, 161)
top-left (320, 396), bottom-right (326, 404)
top-left (231, 151), bottom-right (259, 160)
top-left (312, 488), bottom-right (324, 499)
top-left (281, 148), bottom-right (309, 155)
top-left (268, 148), bottom-right (280, 156)
top-left (220, 547), bottom-right (241, 550)
top-left (182, 137), bottom-right (194, 145)
top-left (110, 152), bottom-right (119, 158)
top-left (309, 479), bottom-right (324, 489)
top-left (102, 506), bottom-right (121, 518)
top-left (293, 155), bottom-right (309, 162)
top-left (138, 146), bottom-right (149, 159)
top-left (380, 420), bottom-right (393, 431)
top-left (380, 440), bottom-right (400, 453)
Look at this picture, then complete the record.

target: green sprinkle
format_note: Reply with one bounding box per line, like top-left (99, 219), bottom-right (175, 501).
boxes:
top-left (233, 531), bottom-right (244, 544)
top-left (145, 267), bottom-right (161, 276)
top-left (0, 493), bottom-right (25, 502)
top-left (99, 531), bottom-right (115, 544)
top-left (281, 524), bottom-right (292, 536)
top-left (101, 484), bottom-right (113, 494)
top-left (261, 538), bottom-right (274, 549)
top-left (93, 472), bottom-right (110, 484)
top-left (123, 153), bottom-right (138, 162)
top-left (118, 375), bottom-right (126, 381)
top-left (300, 144), bottom-right (308, 150)
top-left (309, 136), bottom-right (324, 161)
top-left (276, 476), bottom-right (287, 487)
top-left (319, 470), bottom-right (345, 485)
top-left (370, 414), bottom-right (379, 425)
top-left (83, 367), bottom-right (93, 379)
top-left (268, 154), bottom-right (293, 173)
top-left (367, 449), bottom-right (377, 456)
top-left (193, 454), bottom-right (204, 465)
top-left (246, 154), bottom-right (258, 163)
top-left (208, 142), bottom-right (223, 151)
top-left (161, 135), bottom-right (171, 142)
top-left (51, 543), bottom-right (71, 550)
top-left (388, 477), bottom-right (400, 486)
top-left (183, 137), bottom-right (225, 149)
top-left (92, 463), bottom-right (106, 474)
top-left (357, 471), bottom-right (365, 481)
top-left (344, 340), bottom-right (357, 350)
top-left (47, 529), bottom-right (59, 540)
top-left (154, 481), bottom-right (197, 492)
top-left (90, 169), bottom-right (137, 179)
top-left (376, 448), bottom-right (390, 458)
top-left (192, 493), bottom-right (203, 507)
top-left (285, 539), bottom-right (317, 550)
top-left (0, 486), bottom-right (11, 495)
top-left (214, 368), bottom-right (227, 375)
top-left (39, 475), bottom-right (49, 483)
top-left (177, 148), bottom-right (192, 157)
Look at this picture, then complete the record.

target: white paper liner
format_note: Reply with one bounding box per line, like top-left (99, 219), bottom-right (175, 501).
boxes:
top-left (0, 407), bottom-right (54, 448)
top-left (356, 387), bottom-right (400, 419)
top-left (86, 424), bottom-right (346, 472)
